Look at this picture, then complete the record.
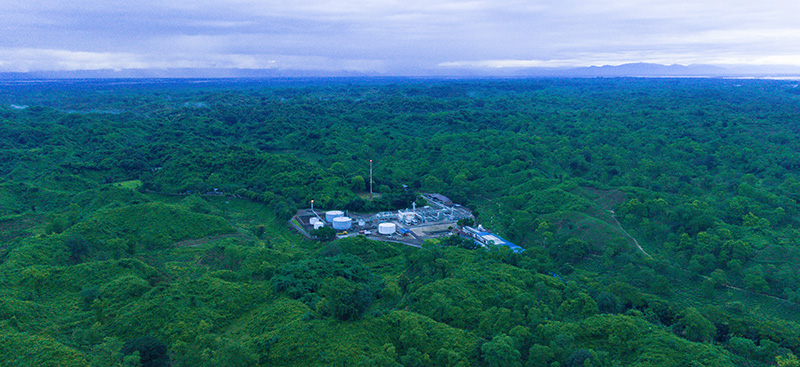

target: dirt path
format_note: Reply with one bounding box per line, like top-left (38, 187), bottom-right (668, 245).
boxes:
top-left (606, 211), bottom-right (794, 307)
top-left (716, 281), bottom-right (799, 304)
top-left (607, 210), bottom-right (653, 259)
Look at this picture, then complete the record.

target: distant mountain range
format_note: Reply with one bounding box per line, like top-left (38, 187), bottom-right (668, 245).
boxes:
top-left (525, 63), bottom-right (730, 77)
top-left (2, 63), bottom-right (800, 79)
top-left (445, 63), bottom-right (800, 78)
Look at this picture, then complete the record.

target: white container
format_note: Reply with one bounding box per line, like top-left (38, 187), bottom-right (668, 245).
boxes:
top-left (378, 222), bottom-right (396, 235)
top-left (333, 216), bottom-right (352, 230)
top-left (325, 210), bottom-right (344, 223)
top-left (313, 222), bottom-right (324, 230)
top-left (310, 217), bottom-right (320, 225)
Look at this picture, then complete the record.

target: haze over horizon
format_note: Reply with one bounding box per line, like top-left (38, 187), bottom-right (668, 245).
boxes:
top-left (2, 0), bottom-right (800, 76)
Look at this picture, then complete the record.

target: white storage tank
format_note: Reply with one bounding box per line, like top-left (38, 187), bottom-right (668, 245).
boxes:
top-left (378, 222), bottom-right (396, 235)
top-left (310, 217), bottom-right (321, 225)
top-left (313, 221), bottom-right (325, 230)
top-left (333, 216), bottom-right (352, 230)
top-left (325, 210), bottom-right (344, 223)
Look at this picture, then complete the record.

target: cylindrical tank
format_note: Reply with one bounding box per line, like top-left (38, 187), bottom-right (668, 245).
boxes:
top-left (325, 210), bottom-right (344, 223)
top-left (333, 216), bottom-right (352, 230)
top-left (313, 222), bottom-right (324, 230)
top-left (378, 222), bottom-right (396, 235)
top-left (310, 217), bottom-right (320, 225)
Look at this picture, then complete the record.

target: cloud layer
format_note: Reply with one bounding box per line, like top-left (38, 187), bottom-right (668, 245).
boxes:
top-left (2, 0), bottom-right (799, 74)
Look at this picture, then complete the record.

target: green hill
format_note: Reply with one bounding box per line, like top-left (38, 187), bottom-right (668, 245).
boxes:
top-left (1, 78), bottom-right (800, 366)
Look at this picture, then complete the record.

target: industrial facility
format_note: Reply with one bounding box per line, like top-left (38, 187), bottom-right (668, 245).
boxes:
top-left (291, 193), bottom-right (476, 247)
top-left (460, 225), bottom-right (524, 253)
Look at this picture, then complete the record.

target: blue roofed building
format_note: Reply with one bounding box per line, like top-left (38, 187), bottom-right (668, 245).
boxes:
top-left (462, 226), bottom-right (524, 253)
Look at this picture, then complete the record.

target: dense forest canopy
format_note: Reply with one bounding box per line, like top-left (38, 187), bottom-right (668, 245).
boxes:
top-left (1, 77), bottom-right (800, 366)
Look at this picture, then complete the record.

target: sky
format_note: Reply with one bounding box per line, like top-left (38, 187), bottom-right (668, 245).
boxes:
top-left (2, 0), bottom-right (800, 75)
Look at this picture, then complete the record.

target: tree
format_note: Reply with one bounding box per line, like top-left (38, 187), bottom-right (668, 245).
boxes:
top-left (535, 220), bottom-right (554, 246)
top-left (317, 276), bottom-right (373, 321)
top-left (678, 307), bottom-right (716, 342)
top-left (65, 234), bottom-right (89, 263)
top-left (312, 226), bottom-right (337, 242)
top-left (743, 265), bottom-right (769, 293)
top-left (456, 218), bottom-right (474, 228)
top-left (777, 353), bottom-right (800, 367)
top-left (400, 347), bottom-right (431, 367)
top-left (594, 291), bottom-right (621, 314)
top-left (557, 292), bottom-right (598, 320)
top-left (90, 337), bottom-right (143, 367)
top-left (720, 240), bottom-right (753, 263)
top-left (435, 348), bottom-right (467, 367)
top-left (509, 210), bottom-right (533, 243)
top-left (21, 266), bottom-right (49, 297)
top-left (566, 349), bottom-right (594, 367)
top-left (331, 162), bottom-right (348, 178)
top-left (46, 217), bottom-right (67, 234)
top-left (527, 344), bottom-right (555, 367)
top-left (481, 334), bottom-right (521, 367)
top-left (441, 235), bottom-right (478, 250)
top-left (435, 258), bottom-right (453, 278)
top-left (729, 337), bottom-right (757, 359)
top-left (121, 336), bottom-right (169, 367)
top-left (559, 238), bottom-right (589, 262)
top-left (350, 175), bottom-right (366, 192)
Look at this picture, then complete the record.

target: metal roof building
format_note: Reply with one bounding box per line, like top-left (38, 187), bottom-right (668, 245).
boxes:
top-left (427, 193), bottom-right (453, 207)
top-left (462, 226), bottom-right (524, 253)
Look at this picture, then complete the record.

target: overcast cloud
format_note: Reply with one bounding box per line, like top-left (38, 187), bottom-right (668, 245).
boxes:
top-left (1, 0), bottom-right (799, 74)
